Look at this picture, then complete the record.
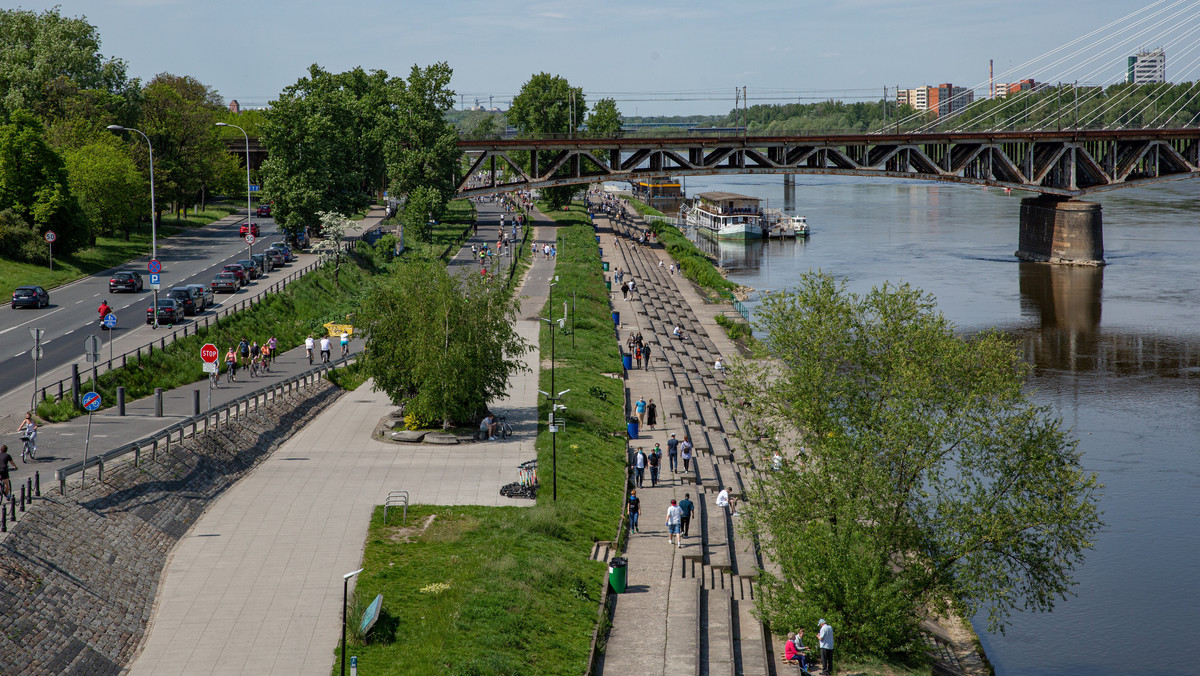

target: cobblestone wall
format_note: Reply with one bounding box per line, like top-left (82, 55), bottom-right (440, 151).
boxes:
top-left (0, 382), bottom-right (343, 675)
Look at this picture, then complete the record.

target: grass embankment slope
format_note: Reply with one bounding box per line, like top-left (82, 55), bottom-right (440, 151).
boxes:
top-left (0, 204), bottom-right (240, 293)
top-left (340, 201), bottom-right (627, 675)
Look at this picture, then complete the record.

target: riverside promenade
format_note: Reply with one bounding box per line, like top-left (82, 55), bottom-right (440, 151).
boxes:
top-left (125, 200), bottom-right (560, 674)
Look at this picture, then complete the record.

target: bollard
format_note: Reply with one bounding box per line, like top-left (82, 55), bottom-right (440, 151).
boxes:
top-left (10, 496), bottom-right (16, 520)
top-left (1, 502), bottom-right (5, 532)
top-left (56, 470), bottom-right (65, 495)
top-left (122, 354), bottom-right (127, 369)
top-left (71, 363), bottom-right (80, 409)
top-left (193, 389), bottom-right (200, 415)
top-left (34, 471), bottom-right (40, 497)
top-left (20, 484), bottom-right (26, 511)
top-left (161, 337), bottom-right (166, 350)
top-left (98, 458), bottom-right (104, 482)
top-left (155, 387), bottom-right (164, 417)
top-left (117, 386), bottom-right (126, 416)
top-left (27, 477), bottom-right (32, 502)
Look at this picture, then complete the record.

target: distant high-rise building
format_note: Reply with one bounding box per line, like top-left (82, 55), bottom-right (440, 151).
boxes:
top-left (228, 99), bottom-right (240, 114)
top-left (993, 79), bottom-right (1041, 98)
top-left (1128, 49), bottom-right (1166, 84)
top-left (898, 87), bottom-right (929, 111)
top-left (899, 83), bottom-right (974, 117)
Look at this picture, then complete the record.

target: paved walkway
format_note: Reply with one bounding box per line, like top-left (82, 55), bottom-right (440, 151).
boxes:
top-left (126, 201), bottom-right (561, 674)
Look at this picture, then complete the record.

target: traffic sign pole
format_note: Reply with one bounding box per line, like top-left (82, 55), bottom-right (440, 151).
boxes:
top-left (29, 328), bottom-right (44, 415)
top-left (148, 259), bottom-right (161, 328)
top-left (201, 343), bottom-right (219, 411)
top-left (45, 230), bottom-right (56, 271)
top-left (81, 392), bottom-right (102, 488)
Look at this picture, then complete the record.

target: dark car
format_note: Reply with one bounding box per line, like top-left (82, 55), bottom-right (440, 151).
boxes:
top-left (264, 249), bottom-right (285, 268)
top-left (251, 253), bottom-right (273, 274)
top-left (166, 287), bottom-right (199, 315)
top-left (11, 285), bottom-right (49, 309)
top-left (267, 243), bottom-right (294, 262)
top-left (211, 272), bottom-right (240, 293)
top-left (109, 271), bottom-right (144, 293)
top-left (239, 222), bottom-right (260, 238)
top-left (222, 264), bottom-right (249, 285)
top-left (187, 283), bottom-right (214, 308)
top-left (146, 298), bottom-right (184, 325)
top-left (236, 259), bottom-right (260, 280)
top-left (256, 204), bottom-right (271, 217)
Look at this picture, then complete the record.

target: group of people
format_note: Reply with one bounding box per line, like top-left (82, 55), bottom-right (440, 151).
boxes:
top-left (626, 331), bottom-right (652, 371)
top-left (626, 489), bottom-right (695, 548)
top-left (783, 620), bottom-right (835, 674)
top-left (633, 395), bottom-right (657, 430)
top-left (220, 336), bottom-right (277, 382)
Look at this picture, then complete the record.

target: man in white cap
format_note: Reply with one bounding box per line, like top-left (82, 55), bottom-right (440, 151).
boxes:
top-left (817, 618), bottom-right (834, 674)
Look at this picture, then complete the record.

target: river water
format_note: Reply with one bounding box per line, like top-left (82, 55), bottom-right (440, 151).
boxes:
top-left (675, 174), bottom-right (1200, 675)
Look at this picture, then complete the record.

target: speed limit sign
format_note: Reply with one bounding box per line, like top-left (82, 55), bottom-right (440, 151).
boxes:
top-left (44, 230), bottom-right (57, 243)
top-left (245, 233), bottom-right (255, 244)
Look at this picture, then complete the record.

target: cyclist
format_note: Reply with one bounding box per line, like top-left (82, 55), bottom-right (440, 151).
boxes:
top-left (0, 445), bottom-right (15, 500)
top-left (260, 342), bottom-right (271, 371)
top-left (305, 335), bottom-right (315, 364)
top-left (16, 412), bottom-right (38, 462)
top-left (267, 336), bottom-right (277, 365)
top-left (225, 347), bottom-right (237, 382)
top-left (340, 330), bottom-right (350, 357)
top-left (319, 335), bottom-right (331, 363)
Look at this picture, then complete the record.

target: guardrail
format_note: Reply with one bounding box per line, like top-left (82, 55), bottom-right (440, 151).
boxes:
top-left (53, 354), bottom-right (354, 494)
top-left (39, 258), bottom-right (323, 408)
top-left (717, 291), bottom-right (750, 322)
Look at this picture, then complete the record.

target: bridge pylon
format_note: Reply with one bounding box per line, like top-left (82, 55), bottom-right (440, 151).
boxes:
top-left (1016, 197), bottom-right (1104, 266)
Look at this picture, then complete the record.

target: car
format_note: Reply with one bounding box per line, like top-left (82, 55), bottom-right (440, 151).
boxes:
top-left (146, 298), bottom-right (184, 325)
top-left (251, 253), bottom-right (273, 274)
top-left (239, 222), bottom-right (260, 238)
top-left (211, 272), bottom-right (240, 293)
top-left (222, 264), bottom-right (249, 286)
top-left (236, 259), bottom-right (260, 280)
top-left (264, 249), bottom-right (285, 268)
top-left (256, 204), bottom-right (272, 217)
top-left (187, 283), bottom-right (214, 308)
top-left (267, 243), bottom-right (294, 262)
top-left (11, 285), bottom-right (49, 309)
top-left (166, 287), bottom-right (200, 315)
top-left (109, 271), bottom-right (144, 293)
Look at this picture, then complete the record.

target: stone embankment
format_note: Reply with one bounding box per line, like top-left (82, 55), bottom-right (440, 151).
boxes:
top-left (0, 380), bottom-right (343, 675)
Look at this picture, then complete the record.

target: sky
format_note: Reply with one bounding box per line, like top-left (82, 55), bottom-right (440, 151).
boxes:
top-left (12, 0), bottom-right (1193, 116)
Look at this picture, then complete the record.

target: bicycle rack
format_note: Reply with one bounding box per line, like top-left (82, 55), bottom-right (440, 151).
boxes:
top-left (384, 490), bottom-right (409, 525)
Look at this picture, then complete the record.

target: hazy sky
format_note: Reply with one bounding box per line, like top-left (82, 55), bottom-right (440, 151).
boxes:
top-left (13, 0), bottom-right (1191, 116)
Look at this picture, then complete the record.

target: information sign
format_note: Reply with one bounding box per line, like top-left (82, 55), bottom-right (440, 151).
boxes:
top-left (149, 273), bottom-right (161, 289)
top-left (102, 313), bottom-right (118, 329)
top-left (202, 362), bottom-right (218, 374)
top-left (82, 391), bottom-right (102, 412)
top-left (84, 335), bottom-right (101, 361)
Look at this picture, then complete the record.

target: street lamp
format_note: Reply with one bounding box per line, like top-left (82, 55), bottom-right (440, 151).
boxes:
top-left (342, 568), bottom-right (363, 676)
top-left (216, 122), bottom-right (254, 263)
top-left (107, 125), bottom-right (158, 328)
top-left (542, 277), bottom-right (562, 500)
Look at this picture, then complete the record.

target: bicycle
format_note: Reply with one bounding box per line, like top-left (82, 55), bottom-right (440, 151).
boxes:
top-left (495, 412), bottom-right (513, 439)
top-left (20, 434), bottom-right (36, 463)
top-left (209, 369), bottom-right (221, 390)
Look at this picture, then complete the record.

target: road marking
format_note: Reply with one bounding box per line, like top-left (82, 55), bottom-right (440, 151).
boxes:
top-left (0, 305), bottom-right (67, 335)
top-left (14, 351), bottom-right (25, 357)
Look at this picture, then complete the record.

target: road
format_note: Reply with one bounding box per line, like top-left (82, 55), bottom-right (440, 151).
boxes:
top-left (0, 212), bottom-right (293, 420)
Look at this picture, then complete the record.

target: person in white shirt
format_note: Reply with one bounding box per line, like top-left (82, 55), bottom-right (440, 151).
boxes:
top-left (714, 358), bottom-right (724, 372)
top-left (319, 336), bottom-right (332, 363)
top-left (304, 335), bottom-right (315, 364)
top-left (716, 486), bottom-right (739, 516)
top-left (817, 619), bottom-right (834, 675)
top-left (665, 499), bottom-right (683, 547)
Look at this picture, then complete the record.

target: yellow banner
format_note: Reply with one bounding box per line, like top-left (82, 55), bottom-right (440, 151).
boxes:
top-left (324, 322), bottom-right (354, 336)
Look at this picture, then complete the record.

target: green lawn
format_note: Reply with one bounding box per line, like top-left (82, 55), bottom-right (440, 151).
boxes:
top-left (340, 203), bottom-right (628, 674)
top-left (0, 204), bottom-right (240, 293)
top-left (397, 199), bottom-right (477, 260)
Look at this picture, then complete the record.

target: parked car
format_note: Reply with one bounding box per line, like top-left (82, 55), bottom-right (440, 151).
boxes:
top-left (267, 243), bottom-right (294, 262)
top-left (239, 222), bottom-right (260, 238)
top-left (166, 287), bottom-right (200, 315)
top-left (109, 271), bottom-right (144, 293)
top-left (146, 298), bottom-right (184, 325)
top-left (211, 272), bottom-right (240, 293)
top-left (187, 283), bottom-right (214, 308)
top-left (264, 249), bottom-right (286, 268)
top-left (236, 259), bottom-right (260, 280)
top-left (251, 253), bottom-right (273, 274)
top-left (222, 263), bottom-right (249, 285)
top-left (256, 204), bottom-right (271, 217)
top-left (11, 285), bottom-right (49, 309)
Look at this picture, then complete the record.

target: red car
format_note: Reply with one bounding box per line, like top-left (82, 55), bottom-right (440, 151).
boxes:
top-left (239, 222), bottom-right (260, 238)
top-left (222, 263), bottom-right (249, 285)
top-left (256, 204), bottom-right (272, 217)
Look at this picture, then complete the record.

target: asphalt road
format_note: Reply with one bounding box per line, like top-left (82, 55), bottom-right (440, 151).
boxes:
top-left (0, 213), bottom-right (291, 411)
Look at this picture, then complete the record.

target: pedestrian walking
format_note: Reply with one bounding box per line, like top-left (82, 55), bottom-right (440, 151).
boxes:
top-left (666, 499), bottom-right (683, 547)
top-left (621, 281), bottom-right (629, 300)
top-left (648, 445), bottom-right (662, 486)
top-left (634, 345), bottom-right (642, 369)
top-left (633, 447), bottom-right (647, 488)
top-left (667, 433), bottom-right (679, 472)
top-left (818, 620), bottom-right (835, 675)
top-left (678, 493), bottom-right (694, 538)
top-left (681, 435), bottom-right (693, 472)
top-left (635, 397), bottom-right (647, 425)
top-left (646, 399), bottom-right (658, 431)
top-left (628, 489), bottom-right (641, 533)
top-left (642, 342), bottom-right (652, 370)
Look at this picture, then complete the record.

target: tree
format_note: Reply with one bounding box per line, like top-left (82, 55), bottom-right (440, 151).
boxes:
top-left (586, 97), bottom-right (622, 164)
top-left (356, 259), bottom-right (529, 428)
top-left (0, 7), bottom-right (132, 121)
top-left (386, 62), bottom-right (460, 217)
top-left (508, 73), bottom-right (586, 209)
top-left (316, 210), bottom-right (349, 290)
top-left (62, 136), bottom-right (145, 241)
top-left (401, 185), bottom-right (444, 243)
top-left (728, 272), bottom-right (1102, 658)
top-left (0, 110), bottom-right (88, 255)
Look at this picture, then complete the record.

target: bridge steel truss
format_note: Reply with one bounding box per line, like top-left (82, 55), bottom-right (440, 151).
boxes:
top-left (457, 129), bottom-right (1200, 198)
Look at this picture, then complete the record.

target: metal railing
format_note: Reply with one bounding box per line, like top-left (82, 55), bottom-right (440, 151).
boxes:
top-left (383, 490), bottom-right (409, 525)
top-left (53, 354), bottom-right (354, 493)
top-left (38, 259), bottom-right (323, 407)
top-left (718, 292), bottom-right (750, 322)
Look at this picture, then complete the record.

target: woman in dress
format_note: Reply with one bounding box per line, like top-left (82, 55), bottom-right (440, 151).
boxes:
top-left (646, 399), bottom-right (658, 430)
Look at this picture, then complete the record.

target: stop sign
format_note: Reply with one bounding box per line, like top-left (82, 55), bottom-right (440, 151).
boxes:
top-left (201, 343), bottom-right (219, 363)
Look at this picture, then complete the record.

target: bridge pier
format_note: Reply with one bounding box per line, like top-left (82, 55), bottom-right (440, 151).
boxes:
top-left (783, 174), bottom-right (795, 212)
top-left (1016, 197), bottom-right (1105, 266)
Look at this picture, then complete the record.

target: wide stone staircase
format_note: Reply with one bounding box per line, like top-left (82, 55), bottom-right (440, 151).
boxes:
top-left (596, 200), bottom-right (785, 676)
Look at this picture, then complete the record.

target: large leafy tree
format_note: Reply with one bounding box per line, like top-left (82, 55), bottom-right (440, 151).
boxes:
top-left (356, 259), bottom-right (529, 428)
top-left (0, 110), bottom-right (88, 255)
top-left (62, 136), bottom-right (145, 242)
top-left (261, 65), bottom-right (394, 242)
top-left (0, 7), bottom-right (133, 121)
top-left (728, 272), bottom-right (1102, 658)
top-left (586, 97), bottom-right (622, 164)
top-left (508, 73), bottom-right (586, 209)
top-left (386, 62), bottom-right (460, 218)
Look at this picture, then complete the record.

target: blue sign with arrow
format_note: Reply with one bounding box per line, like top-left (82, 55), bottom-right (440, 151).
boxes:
top-left (82, 392), bottom-right (102, 412)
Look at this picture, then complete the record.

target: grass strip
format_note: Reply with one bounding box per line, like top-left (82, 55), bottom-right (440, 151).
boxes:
top-left (338, 201), bottom-right (627, 675)
top-left (0, 203), bottom-right (240, 293)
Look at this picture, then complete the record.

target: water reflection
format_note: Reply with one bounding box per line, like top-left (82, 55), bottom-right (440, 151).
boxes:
top-left (687, 227), bottom-right (766, 271)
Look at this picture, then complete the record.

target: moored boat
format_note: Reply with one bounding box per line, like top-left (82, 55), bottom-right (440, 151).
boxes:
top-left (681, 192), bottom-right (763, 240)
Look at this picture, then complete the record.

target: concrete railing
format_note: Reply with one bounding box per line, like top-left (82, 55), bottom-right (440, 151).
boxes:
top-left (53, 355), bottom-right (354, 493)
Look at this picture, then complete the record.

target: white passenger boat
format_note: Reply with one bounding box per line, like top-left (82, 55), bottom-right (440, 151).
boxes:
top-left (762, 209), bottom-right (811, 238)
top-left (681, 192), bottom-right (763, 240)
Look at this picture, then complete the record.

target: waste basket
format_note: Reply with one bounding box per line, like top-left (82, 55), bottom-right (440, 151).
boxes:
top-left (605, 281), bottom-right (612, 291)
top-left (602, 261), bottom-right (609, 271)
top-left (622, 353), bottom-right (633, 370)
top-left (612, 311), bottom-right (620, 326)
top-left (608, 557), bottom-right (628, 593)
top-left (627, 416), bottom-right (639, 439)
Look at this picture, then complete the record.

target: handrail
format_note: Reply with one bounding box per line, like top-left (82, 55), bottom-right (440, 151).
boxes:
top-left (53, 354), bottom-right (355, 493)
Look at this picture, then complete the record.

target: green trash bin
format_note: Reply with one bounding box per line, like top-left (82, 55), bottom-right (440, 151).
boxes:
top-left (605, 280), bottom-right (612, 291)
top-left (602, 261), bottom-right (610, 271)
top-left (608, 556), bottom-right (628, 593)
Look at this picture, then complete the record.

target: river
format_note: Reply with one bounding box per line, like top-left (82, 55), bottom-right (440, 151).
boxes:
top-left (672, 174), bottom-right (1200, 675)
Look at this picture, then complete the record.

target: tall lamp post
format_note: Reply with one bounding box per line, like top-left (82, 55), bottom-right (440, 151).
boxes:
top-left (342, 568), bottom-right (363, 676)
top-left (107, 125), bottom-right (158, 328)
top-left (539, 278), bottom-right (570, 501)
top-left (216, 122), bottom-right (254, 262)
